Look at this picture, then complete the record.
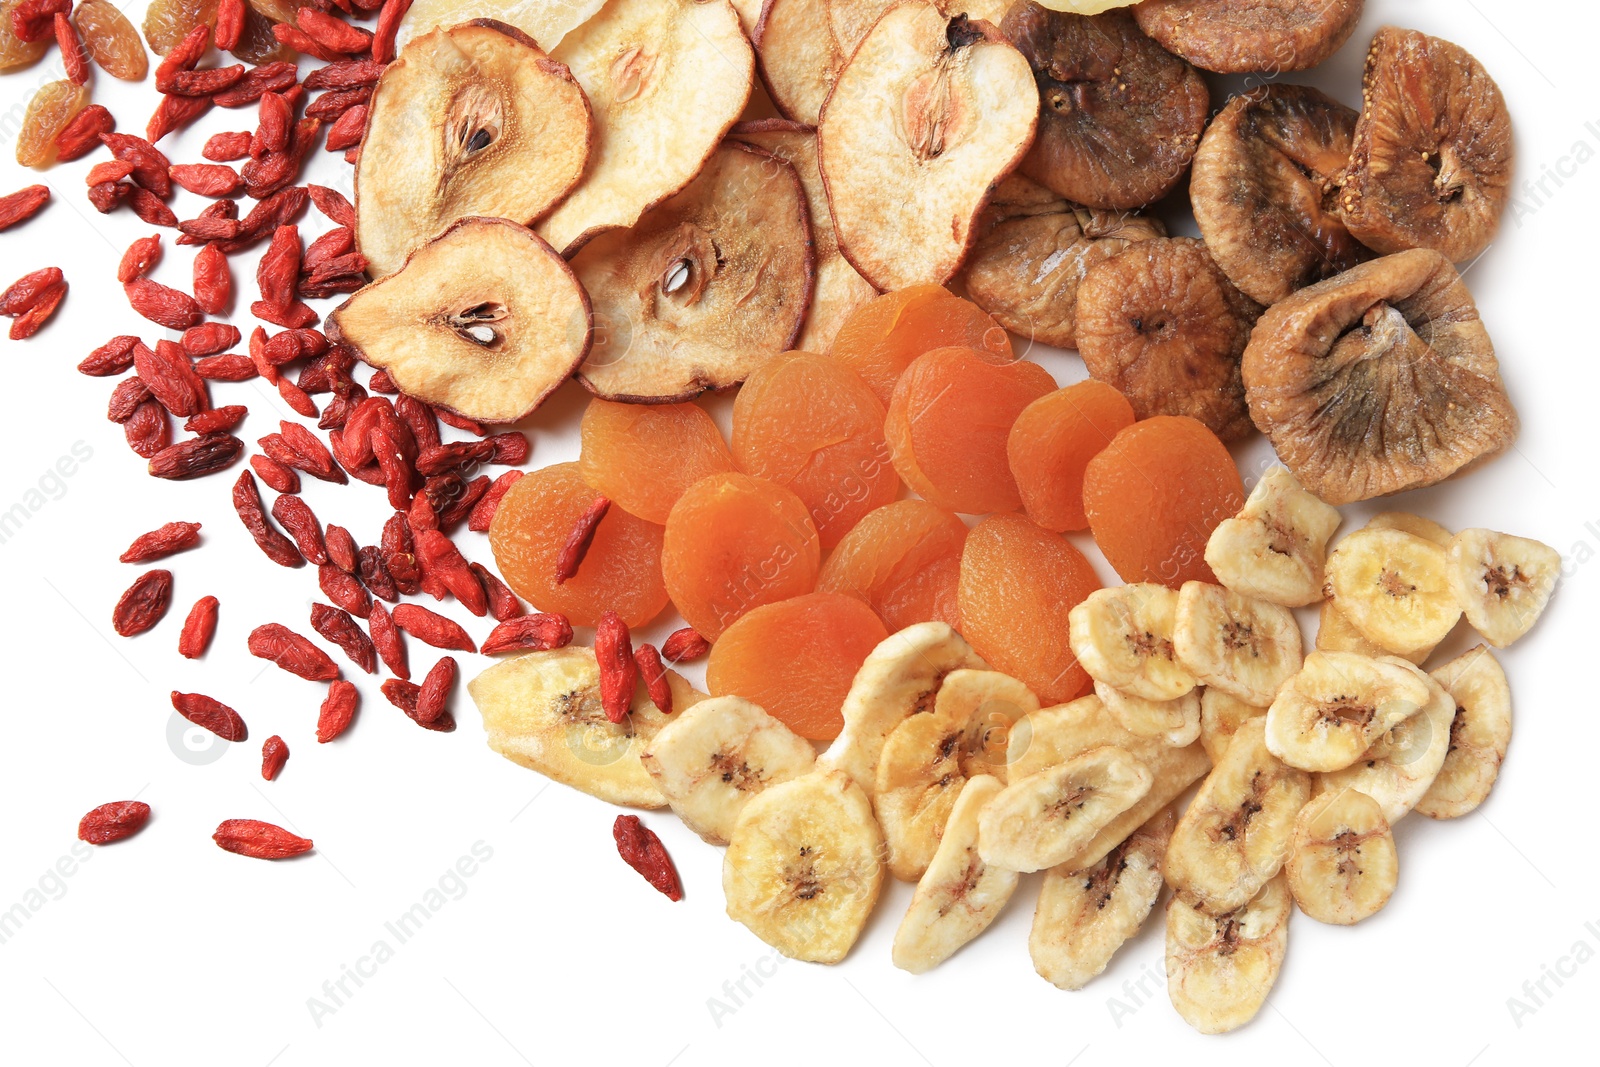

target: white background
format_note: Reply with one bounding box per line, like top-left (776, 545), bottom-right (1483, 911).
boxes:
top-left (1, 1), bottom-right (1597, 1064)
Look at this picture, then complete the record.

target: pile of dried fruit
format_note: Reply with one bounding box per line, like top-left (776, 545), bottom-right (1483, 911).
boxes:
top-left (2, 0), bottom-right (1556, 1036)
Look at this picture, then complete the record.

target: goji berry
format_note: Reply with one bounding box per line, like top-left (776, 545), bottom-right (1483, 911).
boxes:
top-left (191, 244), bottom-right (232, 317)
top-left (471, 563), bottom-right (523, 622)
top-left (368, 369), bottom-right (397, 394)
top-left (555, 496), bottom-right (610, 584)
top-left (213, 0), bottom-right (244, 50)
top-left (213, 62), bottom-right (297, 109)
top-left (256, 224), bottom-right (300, 311)
top-left (252, 298), bottom-right (318, 330)
top-left (321, 562), bottom-right (373, 618)
top-left (86, 180), bottom-right (129, 213)
top-left (10, 0), bottom-right (68, 41)
top-left (390, 604), bottom-right (475, 653)
top-left (1, 266), bottom-right (62, 314)
top-left (634, 643), bottom-right (672, 714)
top-left (169, 66), bottom-right (245, 97)
top-left (272, 21), bottom-right (339, 62)
top-left (325, 104), bottom-right (366, 152)
top-left (261, 735), bottom-right (289, 780)
top-left (661, 627), bottom-right (710, 664)
top-left (379, 513), bottom-right (420, 594)
top-left (185, 406), bottom-right (245, 434)
top-left (53, 12), bottom-right (88, 84)
top-left (203, 131), bottom-right (252, 161)
top-left (595, 612), bottom-right (637, 724)
top-left (304, 60), bottom-right (384, 92)
top-left (248, 623), bottom-right (339, 681)
top-left (269, 494), bottom-right (327, 564)
top-left (613, 815), bottom-right (682, 901)
top-left (296, 7), bottom-right (370, 53)
top-left (252, 91), bottom-right (291, 157)
top-left (80, 335), bottom-right (140, 376)
top-left (177, 214), bottom-right (241, 242)
top-left (135, 339), bottom-right (209, 417)
top-left (278, 420), bottom-right (342, 482)
top-left (278, 376), bottom-right (319, 418)
top-left (121, 520), bottom-right (202, 562)
top-left (154, 24), bottom-right (208, 89)
top-left (317, 680), bottom-right (359, 742)
top-left (107, 374), bottom-right (151, 423)
top-left (172, 690), bottom-right (247, 741)
top-left (181, 322), bottom-right (240, 357)
top-left (372, 0), bottom-right (409, 64)
top-left (356, 545), bottom-right (398, 603)
top-left (146, 93), bottom-right (212, 143)
top-left (488, 432), bottom-right (529, 466)
top-left (78, 801), bottom-right (151, 845)
top-left (117, 235), bottom-right (161, 283)
top-left (434, 408), bottom-right (486, 436)
top-left (54, 103), bottom-right (113, 161)
top-left (84, 160), bottom-right (134, 186)
top-left (127, 186), bottom-right (179, 228)
top-left (0, 185), bottom-right (49, 230)
top-left (306, 184), bottom-right (355, 228)
top-left (101, 132), bottom-right (171, 196)
top-left (213, 819), bottom-right (312, 859)
top-left (124, 400), bottom-right (171, 458)
top-left (366, 601), bottom-right (407, 679)
top-left (324, 523), bottom-right (358, 573)
top-left (7, 281), bottom-right (65, 338)
top-left (435, 474), bottom-right (490, 533)
top-left (194, 354), bottom-right (256, 382)
top-left (232, 471), bottom-right (303, 568)
top-left (468, 471), bottom-right (523, 533)
top-left (380, 678), bottom-right (454, 732)
top-left (178, 594), bottom-right (219, 658)
top-left (414, 528), bottom-right (486, 616)
top-left (124, 277), bottom-right (202, 330)
top-left (304, 86), bottom-right (370, 122)
top-left (480, 613), bottom-right (573, 656)
top-left (170, 163), bottom-right (242, 197)
top-left (414, 656), bottom-right (455, 726)
top-left (113, 570), bottom-right (172, 636)
top-left (147, 433), bottom-right (242, 479)
top-left (310, 602), bottom-right (376, 674)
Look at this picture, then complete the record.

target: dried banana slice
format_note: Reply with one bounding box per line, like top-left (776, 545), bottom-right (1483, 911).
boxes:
top-left (1166, 718), bottom-right (1309, 915)
top-left (1199, 689), bottom-right (1265, 764)
top-left (1318, 660), bottom-right (1455, 824)
top-left (1365, 511), bottom-right (1451, 547)
top-left (1315, 599), bottom-right (1433, 666)
top-left (1204, 467), bottom-right (1343, 607)
top-left (1416, 646), bottom-right (1512, 819)
top-left (1285, 788), bottom-right (1397, 925)
top-left (468, 647), bottom-right (703, 808)
top-left (1325, 528), bottom-right (1461, 655)
top-left (1030, 806), bottom-right (1174, 991)
top-left (640, 696), bottom-right (817, 844)
top-left (978, 747), bottom-right (1153, 873)
top-left (723, 769), bottom-right (885, 963)
top-left (1068, 584), bottom-right (1197, 701)
top-left (1010, 695), bottom-right (1211, 871)
top-left (818, 622), bottom-right (988, 791)
top-left (1173, 581), bottom-right (1303, 706)
top-left (892, 775), bottom-right (1019, 973)
top-left (876, 670), bottom-right (1039, 880)
top-left (1446, 529), bottom-right (1561, 648)
top-left (1264, 651), bottom-right (1432, 773)
top-left (1094, 681), bottom-right (1201, 747)
top-left (1167, 875), bottom-right (1291, 1035)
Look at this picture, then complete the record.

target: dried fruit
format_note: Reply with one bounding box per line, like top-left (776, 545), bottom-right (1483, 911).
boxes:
top-left (957, 513), bottom-right (1102, 704)
top-left (750, 0), bottom-right (887, 126)
top-left (147, 433), bottom-right (244, 479)
top-left (1007, 380), bottom-right (1135, 533)
top-left (213, 818), bottom-right (312, 859)
top-left (413, 655), bottom-right (456, 726)
top-left (977, 746), bottom-right (1153, 873)
top-left (259, 735), bottom-right (288, 780)
top-left (16, 79), bottom-right (88, 168)
top-left (113, 570), bottom-right (173, 636)
top-left (660, 626), bottom-right (709, 664)
top-left (124, 401), bottom-right (171, 458)
top-left (816, 499), bottom-right (967, 632)
top-left (1319, 659), bottom-right (1455, 824)
top-left (1325, 527), bottom-right (1461, 656)
top-left (553, 495), bottom-right (610, 584)
top-left (885, 347), bottom-right (1055, 515)
top-left (135, 340), bottom-right (209, 418)
top-left (80, 335), bottom-right (140, 376)
top-left (142, 0), bottom-right (219, 56)
top-left (1446, 529), bottom-right (1561, 648)
top-left (613, 814), bottom-right (682, 901)
top-left (178, 595), bottom-right (218, 658)
top-left (1166, 876), bottom-right (1290, 1034)
top-left (125, 277), bottom-right (204, 331)
top-left (1262, 650), bottom-right (1428, 774)
top-left (1285, 787), bottom-right (1397, 926)
top-left (1336, 27), bottom-right (1512, 263)
top-left (660, 472), bottom-right (820, 641)
top-left (0, 184), bottom-right (49, 230)
top-left (594, 609), bottom-right (636, 724)
top-left (396, 0), bottom-right (600, 55)
top-left (1191, 84), bottom-right (1368, 306)
top-left (55, 11), bottom-right (88, 83)
top-left (248, 622), bottom-right (340, 681)
top-left (819, 5), bottom-right (1037, 289)
top-left (0, 0), bottom-right (50, 69)
top-left (391, 603), bottom-right (475, 652)
top-left (171, 690), bottom-right (247, 741)
top-left (1133, 0), bottom-right (1363, 73)
top-left (578, 399), bottom-right (733, 524)
top-left (1067, 584), bottom-right (1194, 702)
top-left (311, 602), bottom-right (377, 674)
top-left (1004, 3), bottom-right (1207, 210)
top-left (366, 601), bottom-right (407, 679)
top-left (480, 613), bottom-right (573, 656)
top-left (1076, 237), bottom-right (1261, 441)
top-left (316, 680), bottom-right (358, 743)
top-left (1172, 581), bottom-right (1304, 708)
top-left (1204, 466), bottom-right (1343, 608)
top-left (78, 801), bottom-right (152, 844)
top-left (1416, 646), bottom-right (1512, 819)
top-left (1082, 415), bottom-right (1244, 587)
top-left (55, 103), bottom-right (115, 162)
top-left (232, 471), bottom-right (303, 568)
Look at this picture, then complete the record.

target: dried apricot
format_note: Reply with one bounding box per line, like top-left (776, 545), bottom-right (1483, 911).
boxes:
top-left (884, 346), bottom-right (1055, 515)
top-left (1007, 380), bottom-right (1135, 532)
top-left (1, 1), bottom-right (50, 70)
top-left (1082, 415), bottom-right (1244, 587)
top-left (817, 499), bottom-right (968, 632)
top-left (142, 0), bottom-right (218, 55)
top-left (732, 350), bottom-right (899, 548)
top-left (489, 462), bottom-right (668, 628)
top-left (578, 398), bottom-right (735, 523)
top-left (830, 285), bottom-right (1012, 405)
top-left (706, 592), bottom-right (889, 740)
top-left (16, 80), bottom-right (88, 169)
top-left (75, 0), bottom-right (148, 80)
top-left (956, 513), bottom-right (1101, 704)
top-left (661, 472), bottom-right (821, 640)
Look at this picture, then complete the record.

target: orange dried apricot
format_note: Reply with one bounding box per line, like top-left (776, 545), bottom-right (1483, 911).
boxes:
top-left (489, 462), bottom-right (668, 628)
top-left (884, 346), bottom-right (1056, 515)
top-left (830, 285), bottom-right (1013, 405)
top-left (1008, 379), bottom-right (1136, 532)
top-left (817, 499), bottom-right (968, 632)
top-left (578, 398), bottom-right (735, 523)
top-left (661, 472), bottom-right (821, 640)
top-left (957, 513), bottom-right (1102, 705)
top-left (707, 592), bottom-right (889, 740)
top-left (732, 350), bottom-right (899, 548)
top-left (1082, 415), bottom-right (1244, 588)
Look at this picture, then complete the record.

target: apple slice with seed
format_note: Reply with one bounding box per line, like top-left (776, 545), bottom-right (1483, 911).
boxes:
top-left (329, 218), bottom-right (591, 424)
top-left (540, 0), bottom-right (754, 256)
top-left (571, 141), bottom-right (814, 403)
top-left (819, 4), bottom-right (1038, 291)
top-left (355, 20), bottom-right (593, 279)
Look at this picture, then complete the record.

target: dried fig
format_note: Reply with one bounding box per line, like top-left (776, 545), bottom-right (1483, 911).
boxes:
top-left (1335, 27), bottom-right (1513, 264)
top-left (1191, 84), bottom-right (1370, 307)
top-left (1076, 237), bottom-right (1261, 442)
top-left (1003, 2), bottom-right (1208, 211)
top-left (1132, 0), bottom-right (1363, 73)
top-left (1242, 249), bottom-right (1517, 505)
top-left (960, 175), bottom-right (1165, 350)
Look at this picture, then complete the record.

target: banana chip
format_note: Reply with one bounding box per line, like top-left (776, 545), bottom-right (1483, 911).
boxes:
top-left (1416, 646), bottom-right (1512, 819)
top-left (1317, 659), bottom-right (1454, 824)
top-left (1264, 651), bottom-right (1431, 773)
top-left (1095, 681), bottom-right (1201, 747)
top-left (1325, 528), bottom-right (1461, 656)
top-left (1205, 466), bottom-right (1342, 607)
top-left (1167, 875), bottom-right (1291, 1034)
top-left (1315, 598), bottom-right (1433, 666)
top-left (978, 746), bottom-right (1153, 873)
top-left (1173, 581), bottom-right (1303, 706)
top-left (1285, 788), bottom-right (1397, 925)
top-left (1068, 584), bottom-right (1197, 700)
top-left (1198, 688), bottom-right (1265, 763)
top-left (1446, 528), bottom-right (1561, 648)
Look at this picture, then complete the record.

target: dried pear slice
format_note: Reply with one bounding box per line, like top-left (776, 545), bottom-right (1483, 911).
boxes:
top-left (1336, 27), bottom-right (1513, 264)
top-left (397, 0), bottom-right (605, 51)
top-left (571, 141), bottom-right (814, 403)
top-left (541, 0), bottom-right (754, 256)
top-left (1003, 2), bottom-right (1208, 211)
top-left (960, 174), bottom-right (1165, 350)
top-left (731, 119), bottom-right (876, 352)
top-left (354, 21), bottom-right (593, 279)
top-left (1191, 83), bottom-right (1370, 307)
top-left (1134, 0), bottom-right (1364, 74)
top-left (818, 4), bottom-right (1038, 290)
top-left (329, 218), bottom-right (591, 424)
top-left (1242, 249), bottom-right (1518, 505)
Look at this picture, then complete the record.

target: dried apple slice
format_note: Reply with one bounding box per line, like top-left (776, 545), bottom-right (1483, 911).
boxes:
top-left (571, 141), bottom-right (814, 403)
top-left (353, 21), bottom-right (592, 280)
top-left (819, 5), bottom-right (1037, 291)
top-left (732, 119), bottom-right (876, 351)
top-left (329, 218), bottom-right (591, 423)
top-left (540, 0), bottom-right (754, 256)
top-left (396, 0), bottom-right (606, 51)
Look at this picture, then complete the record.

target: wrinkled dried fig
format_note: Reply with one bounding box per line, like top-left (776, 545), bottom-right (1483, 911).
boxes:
top-left (960, 175), bottom-right (1165, 349)
top-left (1191, 84), bottom-right (1370, 306)
top-left (571, 141), bottom-right (814, 403)
top-left (1133, 0), bottom-right (1363, 73)
top-left (1335, 27), bottom-right (1513, 264)
top-left (1242, 249), bottom-right (1517, 504)
top-left (1003, 2), bottom-right (1208, 210)
top-left (1076, 237), bottom-right (1260, 441)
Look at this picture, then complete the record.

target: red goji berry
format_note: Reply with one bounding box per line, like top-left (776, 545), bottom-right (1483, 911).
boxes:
top-left (180, 323), bottom-right (237, 358)
top-left (194, 354), bottom-right (256, 381)
top-left (53, 11), bottom-right (89, 83)
top-left (555, 496), bottom-right (610, 584)
top-left (435, 474), bottom-right (490, 533)
top-left (278, 376), bottom-right (319, 418)
top-left (256, 224), bottom-right (301, 311)
top-left (390, 604), bottom-right (475, 653)
top-left (488, 431), bottom-right (529, 466)
top-left (305, 86), bottom-right (370, 122)
top-left (10, 0), bottom-right (67, 41)
top-left (277, 420), bottom-right (343, 482)
top-left (202, 131), bottom-right (252, 161)
top-left (595, 612), bottom-right (636, 723)
top-left (78, 801), bottom-right (151, 845)
top-left (185, 405), bottom-right (245, 434)
top-left (366, 600), bottom-right (408, 679)
top-left (178, 594), bottom-right (219, 658)
top-left (101, 132), bottom-right (171, 196)
top-left (248, 623), bottom-right (340, 681)
top-left (373, 0), bottom-right (410, 64)
top-left (380, 678), bottom-right (454, 732)
top-left (55, 104), bottom-right (113, 161)
top-left (124, 400), bottom-right (171, 458)
top-left (213, 819), bottom-right (312, 859)
top-left (252, 91), bottom-right (291, 157)
top-left (214, 0), bottom-right (245, 50)
top-left (324, 523), bottom-right (358, 573)
top-left (661, 627), bottom-right (711, 663)
top-left (634, 643), bottom-right (673, 715)
top-left (113, 570), bottom-right (173, 636)
top-left (414, 528), bottom-right (486, 616)
top-left (7, 282), bottom-right (65, 339)
top-left (368, 369), bottom-right (398, 394)
top-left (135, 339), bottom-right (209, 418)
top-left (414, 655), bottom-right (456, 725)
top-left (213, 62), bottom-right (297, 109)
top-left (296, 7), bottom-right (371, 53)
top-left (270, 494), bottom-right (328, 564)
top-left (1, 266), bottom-right (62, 315)
top-left (80, 335), bottom-right (140, 376)
top-left (317, 680), bottom-right (359, 742)
top-left (172, 690), bottom-right (247, 741)
top-left (128, 186), bottom-right (180, 228)
top-left (147, 93), bottom-right (212, 143)
top-left (261, 735), bottom-right (289, 780)
top-left (321, 562), bottom-right (373, 618)
top-left (480, 613), bottom-right (573, 656)
top-left (310, 603), bottom-right (377, 674)
top-left (0, 184), bottom-right (49, 230)
top-left (232, 471), bottom-right (303, 568)
top-left (468, 470), bottom-right (523, 533)
top-left (147, 433), bottom-right (243, 479)
top-left (395, 394), bottom-right (441, 451)
top-left (117, 234), bottom-right (161, 283)
top-left (85, 160), bottom-right (134, 186)
top-left (154, 24), bottom-right (209, 87)
top-left (306, 183), bottom-right (355, 228)
top-left (613, 815), bottom-right (682, 901)
top-left (471, 562), bottom-right (523, 622)
top-left (192, 244), bottom-right (232, 317)
top-left (170, 163), bottom-right (242, 197)
top-left (357, 546), bottom-right (398, 603)
top-left (325, 104), bottom-right (366, 152)
top-left (434, 407), bottom-right (487, 436)
top-left (107, 374), bottom-right (151, 423)
top-left (124, 277), bottom-right (202, 330)
top-left (121, 521), bottom-right (202, 562)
